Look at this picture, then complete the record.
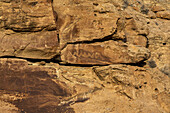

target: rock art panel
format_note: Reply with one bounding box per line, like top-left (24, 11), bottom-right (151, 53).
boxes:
top-left (53, 0), bottom-right (121, 47)
top-left (0, 0), bottom-right (169, 112)
top-left (61, 40), bottom-right (150, 65)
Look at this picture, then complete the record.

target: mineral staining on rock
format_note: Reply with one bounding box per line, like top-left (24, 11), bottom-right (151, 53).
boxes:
top-left (0, 0), bottom-right (56, 32)
top-left (0, 0), bottom-right (170, 113)
top-left (53, 0), bottom-right (121, 47)
top-left (0, 31), bottom-right (59, 59)
top-left (0, 58), bottom-right (75, 113)
top-left (0, 0), bottom-right (59, 59)
top-left (61, 40), bottom-right (150, 65)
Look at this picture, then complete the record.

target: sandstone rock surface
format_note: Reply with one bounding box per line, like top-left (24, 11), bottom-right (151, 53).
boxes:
top-left (0, 0), bottom-right (59, 59)
top-left (0, 0), bottom-right (56, 31)
top-left (53, 0), bottom-right (121, 47)
top-left (0, 0), bottom-right (170, 113)
top-left (156, 11), bottom-right (170, 19)
top-left (0, 30), bottom-right (59, 59)
top-left (0, 58), bottom-right (74, 113)
top-left (61, 41), bottom-right (150, 65)
top-left (1, 59), bottom-right (169, 113)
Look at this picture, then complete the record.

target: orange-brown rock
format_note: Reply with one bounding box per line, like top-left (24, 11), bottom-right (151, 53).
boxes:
top-left (0, 0), bottom-right (170, 113)
top-left (152, 5), bottom-right (165, 12)
top-left (0, 0), bottom-right (59, 59)
top-left (57, 65), bottom-right (102, 94)
top-left (0, 58), bottom-right (75, 113)
top-left (148, 11), bottom-right (157, 19)
top-left (116, 17), bottom-right (149, 47)
top-left (53, 0), bottom-right (121, 47)
top-left (61, 41), bottom-right (150, 65)
top-left (0, 0), bottom-right (56, 31)
top-left (0, 30), bottom-right (59, 59)
top-left (71, 64), bottom-right (169, 113)
top-left (156, 11), bottom-right (170, 20)
top-left (1, 59), bottom-right (169, 113)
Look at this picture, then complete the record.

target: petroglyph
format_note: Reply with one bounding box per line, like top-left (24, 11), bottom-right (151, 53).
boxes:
top-left (61, 40), bottom-right (150, 65)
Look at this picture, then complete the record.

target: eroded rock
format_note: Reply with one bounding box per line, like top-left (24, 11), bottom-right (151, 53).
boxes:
top-left (0, 30), bottom-right (59, 59)
top-left (0, 0), bottom-right (59, 59)
top-left (0, 0), bottom-right (169, 113)
top-left (61, 40), bottom-right (150, 65)
top-left (156, 11), bottom-right (170, 20)
top-left (71, 64), bottom-right (169, 113)
top-left (0, 58), bottom-right (75, 113)
top-left (53, 0), bottom-right (121, 47)
top-left (0, 0), bottom-right (56, 31)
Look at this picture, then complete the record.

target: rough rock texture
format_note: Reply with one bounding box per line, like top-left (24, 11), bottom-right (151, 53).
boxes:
top-left (156, 11), bottom-right (170, 19)
top-left (0, 0), bottom-right (56, 31)
top-left (53, 0), bottom-right (121, 47)
top-left (0, 59), bottom-right (75, 113)
top-left (0, 0), bottom-right (170, 113)
top-left (61, 41), bottom-right (150, 65)
top-left (0, 0), bottom-right (59, 59)
top-left (0, 30), bottom-right (59, 59)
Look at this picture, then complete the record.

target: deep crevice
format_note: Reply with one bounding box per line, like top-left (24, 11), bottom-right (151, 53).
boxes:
top-left (58, 63), bottom-right (109, 67)
top-left (4, 27), bottom-right (57, 33)
top-left (0, 56), bottom-right (148, 68)
top-left (0, 56), bottom-right (53, 63)
top-left (67, 35), bottom-right (123, 44)
top-left (138, 34), bottom-right (149, 48)
top-left (120, 60), bottom-right (147, 67)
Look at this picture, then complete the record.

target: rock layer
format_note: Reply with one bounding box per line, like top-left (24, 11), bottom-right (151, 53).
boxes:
top-left (0, 31), bottom-right (59, 59)
top-left (0, 0), bottom-right (56, 31)
top-left (53, 0), bottom-right (121, 46)
top-left (0, 0), bottom-right (169, 113)
top-left (61, 41), bottom-right (150, 65)
top-left (0, 0), bottom-right (59, 59)
top-left (0, 58), bottom-right (75, 113)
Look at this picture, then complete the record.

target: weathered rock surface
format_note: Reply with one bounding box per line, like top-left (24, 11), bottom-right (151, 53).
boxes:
top-left (1, 59), bottom-right (169, 113)
top-left (53, 0), bottom-right (121, 47)
top-left (72, 64), bottom-right (170, 113)
top-left (0, 0), bottom-right (170, 113)
top-left (156, 11), bottom-right (170, 19)
top-left (116, 16), bottom-right (149, 47)
top-left (0, 30), bottom-right (59, 59)
top-left (61, 40), bottom-right (150, 65)
top-left (0, 58), bottom-right (75, 113)
top-left (0, 100), bottom-right (19, 113)
top-left (0, 0), bottom-right (59, 59)
top-left (0, 0), bottom-right (56, 31)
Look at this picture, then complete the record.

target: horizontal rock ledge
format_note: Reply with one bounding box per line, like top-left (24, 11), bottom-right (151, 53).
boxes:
top-left (61, 40), bottom-right (150, 65)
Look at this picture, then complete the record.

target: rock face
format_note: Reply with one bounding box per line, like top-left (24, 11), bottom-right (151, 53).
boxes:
top-left (0, 0), bottom-right (59, 59)
top-left (0, 0), bottom-right (56, 31)
top-left (53, 0), bottom-right (121, 46)
top-left (61, 41), bottom-right (150, 65)
top-left (0, 58), bottom-right (74, 113)
top-left (72, 65), bottom-right (169, 113)
top-left (0, 31), bottom-right (59, 59)
top-left (0, 0), bottom-right (170, 113)
top-left (156, 11), bottom-right (170, 19)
